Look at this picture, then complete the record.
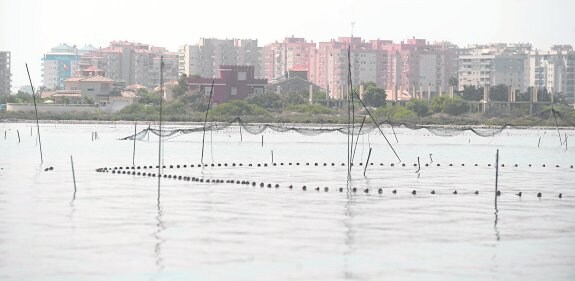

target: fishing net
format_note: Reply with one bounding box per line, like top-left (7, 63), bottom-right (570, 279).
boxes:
top-left (120, 109), bottom-right (575, 140)
top-left (120, 108), bottom-right (575, 141)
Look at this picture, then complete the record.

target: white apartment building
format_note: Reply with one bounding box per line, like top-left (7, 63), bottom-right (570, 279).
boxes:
top-left (179, 38), bottom-right (263, 79)
top-left (528, 45), bottom-right (575, 104)
top-left (458, 44), bottom-right (531, 92)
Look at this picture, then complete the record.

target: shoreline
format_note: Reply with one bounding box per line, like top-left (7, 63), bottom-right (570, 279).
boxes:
top-left (2, 118), bottom-right (574, 130)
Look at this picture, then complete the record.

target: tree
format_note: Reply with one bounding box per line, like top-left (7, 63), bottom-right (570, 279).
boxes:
top-left (246, 92), bottom-right (284, 111)
top-left (461, 85), bottom-right (483, 101)
top-left (430, 96), bottom-right (450, 113)
top-left (281, 92), bottom-right (307, 106)
top-left (210, 100), bottom-right (271, 118)
top-left (490, 84), bottom-right (508, 101)
top-left (177, 90), bottom-right (208, 112)
top-left (137, 90), bottom-right (162, 105)
top-left (7, 91), bottom-right (35, 103)
top-left (406, 99), bottom-right (430, 117)
top-left (362, 81), bottom-right (386, 107)
top-left (172, 74), bottom-right (189, 98)
top-left (443, 96), bottom-right (469, 115)
top-left (448, 76), bottom-right (458, 89)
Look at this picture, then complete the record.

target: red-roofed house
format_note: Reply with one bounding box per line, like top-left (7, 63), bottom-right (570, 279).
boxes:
top-left (188, 65), bottom-right (267, 103)
top-left (64, 75), bottom-right (114, 100)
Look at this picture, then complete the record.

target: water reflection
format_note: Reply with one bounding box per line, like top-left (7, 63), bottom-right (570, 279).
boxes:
top-left (152, 204), bottom-right (165, 280)
top-left (343, 191), bottom-right (355, 280)
top-left (494, 210), bottom-right (500, 241)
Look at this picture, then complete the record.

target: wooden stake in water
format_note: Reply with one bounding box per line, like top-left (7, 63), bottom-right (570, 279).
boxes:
top-left (351, 116), bottom-right (367, 163)
top-left (26, 63), bottom-right (43, 164)
top-left (363, 147), bottom-right (372, 177)
top-left (71, 155), bottom-right (77, 200)
top-left (17, 130), bottom-right (20, 143)
top-left (239, 123), bottom-right (243, 142)
top-left (415, 156), bottom-right (421, 173)
top-left (201, 80), bottom-right (215, 165)
top-left (271, 150), bottom-right (274, 164)
top-left (132, 122), bottom-right (137, 167)
top-left (495, 149), bottom-right (499, 210)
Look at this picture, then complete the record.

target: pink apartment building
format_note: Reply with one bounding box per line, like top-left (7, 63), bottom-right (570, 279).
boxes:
top-left (263, 36), bottom-right (317, 81)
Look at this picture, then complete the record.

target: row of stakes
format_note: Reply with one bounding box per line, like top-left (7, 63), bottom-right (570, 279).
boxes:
top-left (95, 167), bottom-right (564, 199)
top-left (102, 162), bottom-right (575, 171)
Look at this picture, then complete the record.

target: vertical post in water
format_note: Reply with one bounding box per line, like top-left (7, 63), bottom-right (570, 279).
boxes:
top-left (26, 64), bottom-right (43, 164)
top-left (17, 130), bottom-right (20, 143)
top-left (157, 56), bottom-right (164, 205)
top-left (363, 147), bottom-right (372, 177)
top-left (71, 155), bottom-right (77, 200)
top-left (271, 150), bottom-right (274, 164)
top-left (201, 80), bottom-right (215, 164)
top-left (351, 116), bottom-right (367, 163)
top-left (132, 122), bottom-right (137, 167)
top-left (261, 135), bottom-right (264, 147)
top-left (495, 149), bottom-right (499, 210)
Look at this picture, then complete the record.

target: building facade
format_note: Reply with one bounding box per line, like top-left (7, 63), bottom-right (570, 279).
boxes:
top-left (458, 43), bottom-right (531, 92)
top-left (42, 44), bottom-right (80, 90)
top-left (263, 37), bottom-right (317, 81)
top-left (528, 45), bottom-right (575, 102)
top-left (308, 37), bottom-right (391, 99)
top-left (179, 38), bottom-right (263, 79)
top-left (187, 65), bottom-right (267, 104)
top-left (0, 51), bottom-right (11, 94)
top-left (78, 41), bottom-right (178, 88)
top-left (63, 75), bottom-right (114, 100)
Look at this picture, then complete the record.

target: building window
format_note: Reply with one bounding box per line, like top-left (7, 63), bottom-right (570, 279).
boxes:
top-left (238, 72), bottom-right (247, 80)
top-left (231, 87), bottom-right (237, 96)
top-left (87, 88), bottom-right (94, 92)
top-left (204, 86), bottom-right (212, 96)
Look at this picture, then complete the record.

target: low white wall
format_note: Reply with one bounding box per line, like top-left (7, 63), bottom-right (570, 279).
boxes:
top-left (6, 101), bottom-right (133, 114)
top-left (7, 103), bottom-right (99, 113)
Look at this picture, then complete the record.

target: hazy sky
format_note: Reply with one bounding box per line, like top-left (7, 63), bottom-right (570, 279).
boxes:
top-left (1, 0), bottom-right (574, 91)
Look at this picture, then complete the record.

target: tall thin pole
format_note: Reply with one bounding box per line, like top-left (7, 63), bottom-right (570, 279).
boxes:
top-left (353, 91), bottom-right (401, 162)
top-left (201, 80), bottom-right (215, 164)
top-left (157, 56), bottom-right (164, 205)
top-left (26, 64), bottom-right (43, 164)
top-left (351, 116), bottom-right (366, 163)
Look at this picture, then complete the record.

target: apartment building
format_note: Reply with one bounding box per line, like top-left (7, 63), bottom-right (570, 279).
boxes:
top-left (312, 37), bottom-right (387, 99)
top-left (458, 43), bottom-right (531, 92)
top-left (379, 38), bottom-right (460, 99)
top-left (79, 41), bottom-right (178, 88)
top-left (0, 51), bottom-right (11, 94)
top-left (42, 44), bottom-right (80, 90)
top-left (528, 45), bottom-right (575, 103)
top-left (263, 37), bottom-right (316, 80)
top-left (179, 38), bottom-right (263, 79)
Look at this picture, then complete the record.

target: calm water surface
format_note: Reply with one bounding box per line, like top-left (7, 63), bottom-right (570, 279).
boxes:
top-left (0, 122), bottom-right (574, 281)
